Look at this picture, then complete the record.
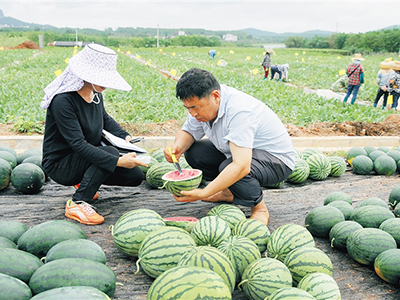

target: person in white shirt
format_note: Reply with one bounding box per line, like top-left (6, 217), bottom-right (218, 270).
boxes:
top-left (164, 68), bottom-right (295, 225)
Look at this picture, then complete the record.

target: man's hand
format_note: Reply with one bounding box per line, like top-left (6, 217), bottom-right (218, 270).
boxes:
top-left (117, 152), bottom-right (148, 169)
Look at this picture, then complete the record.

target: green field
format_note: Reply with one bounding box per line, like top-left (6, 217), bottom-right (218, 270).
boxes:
top-left (0, 45), bottom-right (396, 133)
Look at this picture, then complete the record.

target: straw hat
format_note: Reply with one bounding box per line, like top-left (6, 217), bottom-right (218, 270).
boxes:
top-left (352, 53), bottom-right (365, 61)
top-left (68, 44), bottom-right (132, 91)
top-left (380, 59), bottom-right (391, 69)
top-left (391, 60), bottom-right (400, 71)
top-left (265, 48), bottom-right (275, 54)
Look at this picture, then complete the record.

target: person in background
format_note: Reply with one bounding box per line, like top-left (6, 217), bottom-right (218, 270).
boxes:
top-left (270, 63), bottom-right (289, 81)
top-left (343, 53), bottom-right (365, 105)
top-left (387, 60), bottom-right (400, 112)
top-left (41, 44), bottom-right (148, 225)
top-left (261, 48), bottom-right (274, 79)
top-left (208, 49), bottom-right (217, 59)
top-left (373, 59), bottom-right (394, 110)
top-left (330, 75), bottom-right (348, 93)
top-left (164, 68), bottom-right (295, 226)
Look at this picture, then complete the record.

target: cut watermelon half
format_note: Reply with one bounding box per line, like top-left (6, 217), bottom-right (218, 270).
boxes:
top-left (163, 217), bottom-right (199, 232)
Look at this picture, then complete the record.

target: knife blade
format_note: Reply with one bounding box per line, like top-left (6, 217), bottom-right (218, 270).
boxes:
top-left (168, 147), bottom-right (182, 174)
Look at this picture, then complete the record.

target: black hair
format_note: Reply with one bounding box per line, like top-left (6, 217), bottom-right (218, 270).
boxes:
top-left (175, 68), bottom-right (220, 100)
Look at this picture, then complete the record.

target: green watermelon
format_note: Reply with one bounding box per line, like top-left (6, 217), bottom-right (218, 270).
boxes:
top-left (0, 236), bottom-right (17, 249)
top-left (395, 205), bottom-right (400, 217)
top-left (379, 218), bottom-right (400, 247)
top-left (368, 150), bottom-right (387, 162)
top-left (329, 220), bottom-right (363, 250)
top-left (147, 265), bottom-right (232, 300)
top-left (305, 206), bottom-right (345, 238)
top-left (0, 158), bottom-right (12, 190)
top-left (177, 246), bottom-right (236, 293)
top-left (11, 163), bottom-right (45, 194)
top-left (28, 258), bottom-right (116, 296)
top-left (0, 273), bottom-right (32, 300)
top-left (346, 228), bottom-right (397, 265)
top-left (238, 257), bottom-right (293, 300)
top-left (294, 148), bottom-right (302, 159)
top-left (302, 148), bottom-right (324, 161)
top-left (323, 191), bottom-right (352, 205)
top-left (374, 249), bottom-right (400, 285)
top-left (29, 286), bottom-right (111, 300)
top-left (0, 220), bottom-right (27, 243)
top-left (358, 197), bottom-right (388, 209)
top-left (207, 204), bottom-right (246, 230)
top-left (386, 150), bottom-right (400, 163)
top-left (164, 216), bottom-right (198, 232)
top-left (191, 216), bottom-right (231, 248)
top-left (363, 146), bottom-right (376, 155)
top-left (374, 155), bottom-right (397, 176)
top-left (218, 235), bottom-right (261, 283)
top-left (16, 148), bottom-right (42, 165)
top-left (351, 155), bottom-right (374, 175)
top-left (137, 226), bottom-right (196, 278)
top-left (232, 218), bottom-right (270, 253)
top-left (349, 205), bottom-right (394, 228)
top-left (284, 246), bottom-right (333, 284)
top-left (268, 287), bottom-right (316, 300)
top-left (151, 148), bottom-right (167, 163)
top-left (306, 154), bottom-right (331, 181)
top-left (0, 151), bottom-right (17, 169)
top-left (377, 146), bottom-right (390, 153)
top-left (161, 169), bottom-right (202, 196)
top-left (327, 200), bottom-right (354, 220)
top-left (286, 158), bottom-right (310, 184)
top-left (329, 156), bottom-right (346, 177)
top-left (111, 209), bottom-right (165, 257)
top-left (388, 186), bottom-right (400, 208)
top-left (267, 223), bottom-right (315, 262)
top-left (0, 146), bottom-right (17, 159)
top-left (347, 147), bottom-right (368, 165)
top-left (146, 162), bottom-right (176, 188)
top-left (297, 272), bottom-right (341, 300)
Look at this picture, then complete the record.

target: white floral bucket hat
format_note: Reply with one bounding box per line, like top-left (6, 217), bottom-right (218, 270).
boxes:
top-left (41, 44), bottom-right (131, 110)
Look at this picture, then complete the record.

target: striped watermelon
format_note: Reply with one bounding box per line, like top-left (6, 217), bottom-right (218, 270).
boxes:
top-left (388, 185), bottom-right (400, 208)
top-left (111, 209), bottom-right (165, 257)
top-left (161, 169), bottom-right (202, 196)
top-left (368, 150), bottom-right (387, 162)
top-left (268, 287), bottom-right (316, 299)
top-left (351, 155), bottom-right (374, 175)
top-left (323, 191), bottom-right (352, 206)
top-left (286, 158), bottom-right (309, 184)
top-left (0, 273), bottom-right (32, 300)
top-left (284, 246), bottom-right (333, 284)
top-left (327, 200), bottom-right (354, 220)
top-left (137, 226), bottom-right (196, 278)
top-left (0, 236), bottom-right (17, 249)
top-left (305, 206), bottom-right (345, 238)
top-left (238, 257), bottom-right (292, 300)
top-left (177, 246), bottom-right (236, 293)
top-left (386, 150), bottom-right (400, 163)
top-left (29, 286), bottom-right (110, 300)
top-left (363, 146), bottom-right (376, 155)
top-left (232, 219), bottom-right (270, 253)
top-left (146, 162), bottom-right (176, 188)
top-left (329, 220), bottom-right (363, 250)
top-left (374, 155), bottom-right (397, 175)
top-left (163, 216), bottom-right (198, 232)
top-left (349, 205), bottom-right (394, 228)
top-left (208, 204), bottom-right (246, 230)
top-left (374, 249), bottom-right (400, 285)
top-left (329, 156), bottom-right (346, 177)
top-left (297, 272), bottom-right (341, 300)
top-left (302, 148), bottom-right (323, 161)
top-left (218, 235), bottom-right (261, 283)
top-left (346, 147), bottom-right (367, 165)
top-left (358, 197), bottom-right (388, 208)
top-left (151, 148), bottom-right (167, 163)
top-left (0, 220), bottom-right (27, 244)
top-left (191, 216), bottom-right (231, 247)
top-left (306, 154), bottom-right (331, 181)
top-left (139, 156), bottom-right (158, 174)
top-left (346, 228), bottom-right (397, 265)
top-left (379, 218), bottom-right (400, 247)
top-left (377, 146), bottom-right (390, 153)
top-left (294, 148), bottom-right (302, 159)
top-left (147, 265), bottom-right (232, 300)
top-left (267, 223), bottom-right (315, 262)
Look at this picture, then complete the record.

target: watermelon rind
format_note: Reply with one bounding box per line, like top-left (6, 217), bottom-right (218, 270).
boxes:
top-left (29, 286), bottom-right (111, 300)
top-left (329, 220), bottom-right (363, 250)
top-left (349, 205), bottom-right (394, 228)
top-left (286, 158), bottom-right (310, 184)
top-left (379, 218), bottom-right (400, 247)
top-left (305, 206), bottom-right (345, 238)
top-left (346, 228), bottom-right (397, 266)
top-left (327, 200), bottom-right (354, 220)
top-left (161, 169), bottom-right (202, 196)
top-left (0, 273), bottom-right (32, 300)
top-left (306, 154), bottom-right (331, 181)
top-left (164, 216), bottom-right (198, 232)
top-left (238, 257), bottom-right (292, 300)
top-left (147, 265), bottom-right (232, 300)
top-left (232, 218), bottom-right (270, 253)
top-left (191, 216), bottom-right (231, 248)
top-left (207, 204), bottom-right (246, 230)
top-left (374, 249), bottom-right (400, 285)
top-left (268, 287), bottom-right (316, 300)
top-left (177, 246), bottom-right (236, 293)
top-left (284, 246), bottom-right (333, 284)
top-left (297, 272), bottom-right (341, 300)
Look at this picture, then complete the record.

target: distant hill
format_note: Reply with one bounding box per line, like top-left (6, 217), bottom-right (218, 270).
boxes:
top-left (0, 9), bottom-right (55, 29)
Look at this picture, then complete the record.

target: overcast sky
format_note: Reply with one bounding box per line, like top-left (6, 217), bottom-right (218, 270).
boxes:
top-left (1, 1), bottom-right (399, 34)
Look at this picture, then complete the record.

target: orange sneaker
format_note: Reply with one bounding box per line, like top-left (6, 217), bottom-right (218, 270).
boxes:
top-left (73, 184), bottom-right (99, 200)
top-left (65, 199), bottom-right (104, 225)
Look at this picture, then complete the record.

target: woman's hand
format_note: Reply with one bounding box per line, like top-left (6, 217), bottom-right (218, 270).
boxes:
top-left (173, 189), bottom-right (206, 202)
top-left (117, 152), bottom-right (148, 169)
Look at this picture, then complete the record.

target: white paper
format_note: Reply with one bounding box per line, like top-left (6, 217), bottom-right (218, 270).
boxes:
top-left (102, 130), bottom-right (146, 153)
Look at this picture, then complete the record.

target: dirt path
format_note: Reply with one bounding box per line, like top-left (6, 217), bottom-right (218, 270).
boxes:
top-left (1, 170), bottom-right (399, 299)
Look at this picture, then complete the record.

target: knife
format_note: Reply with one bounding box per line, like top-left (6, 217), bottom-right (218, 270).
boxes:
top-left (167, 147), bottom-right (182, 174)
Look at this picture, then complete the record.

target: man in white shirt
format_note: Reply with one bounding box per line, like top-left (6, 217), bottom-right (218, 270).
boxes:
top-left (165, 68), bottom-right (295, 225)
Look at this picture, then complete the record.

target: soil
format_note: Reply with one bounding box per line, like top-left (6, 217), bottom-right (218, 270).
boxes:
top-left (1, 171), bottom-right (399, 299)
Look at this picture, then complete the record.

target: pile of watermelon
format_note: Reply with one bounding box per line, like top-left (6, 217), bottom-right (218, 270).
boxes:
top-left (111, 205), bottom-right (342, 299)
top-left (305, 188), bottom-right (400, 287)
top-left (347, 146), bottom-right (400, 176)
top-left (0, 147), bottom-right (46, 194)
top-left (0, 219), bottom-right (115, 299)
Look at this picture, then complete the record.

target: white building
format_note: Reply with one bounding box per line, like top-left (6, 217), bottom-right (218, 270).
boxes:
top-left (222, 34), bottom-right (237, 42)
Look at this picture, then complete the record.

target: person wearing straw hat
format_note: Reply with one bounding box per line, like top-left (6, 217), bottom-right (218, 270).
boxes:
top-left (261, 48), bottom-right (274, 79)
top-left (373, 59), bottom-right (394, 110)
top-left (343, 53), bottom-right (365, 105)
top-left (41, 44), bottom-right (148, 225)
top-left (387, 60), bottom-right (400, 112)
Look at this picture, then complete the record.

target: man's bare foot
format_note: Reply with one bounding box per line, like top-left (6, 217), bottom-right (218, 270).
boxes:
top-left (202, 188), bottom-right (234, 203)
top-left (250, 201), bottom-right (270, 225)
